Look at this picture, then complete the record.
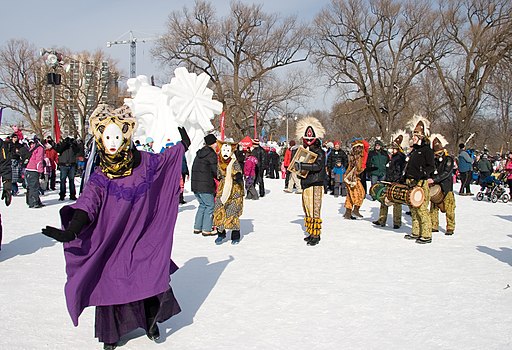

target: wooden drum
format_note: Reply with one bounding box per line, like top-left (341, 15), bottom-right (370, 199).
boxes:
top-left (369, 182), bottom-right (391, 205)
top-left (429, 184), bottom-right (446, 212)
top-left (385, 183), bottom-right (425, 208)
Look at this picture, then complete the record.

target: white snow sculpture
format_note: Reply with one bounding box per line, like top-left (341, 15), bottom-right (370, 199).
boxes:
top-left (124, 67), bottom-right (223, 167)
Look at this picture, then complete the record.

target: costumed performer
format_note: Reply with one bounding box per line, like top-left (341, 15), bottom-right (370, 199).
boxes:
top-left (214, 140), bottom-right (245, 245)
top-left (0, 137), bottom-right (13, 250)
top-left (41, 104), bottom-right (191, 350)
top-left (343, 138), bottom-right (369, 220)
top-left (403, 115), bottom-right (435, 244)
top-left (429, 134), bottom-right (456, 235)
top-left (372, 130), bottom-right (407, 229)
top-left (292, 117), bottom-right (326, 246)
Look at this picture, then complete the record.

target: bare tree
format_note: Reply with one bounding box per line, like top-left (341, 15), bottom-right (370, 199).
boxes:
top-left (152, 0), bottom-right (311, 139)
top-left (484, 59), bottom-right (512, 152)
top-left (58, 50), bottom-right (120, 139)
top-left (431, 0), bottom-right (512, 148)
top-left (0, 39), bottom-right (48, 137)
top-left (312, 0), bottom-right (438, 140)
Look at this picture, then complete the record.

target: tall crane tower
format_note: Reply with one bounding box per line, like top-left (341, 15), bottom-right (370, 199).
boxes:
top-left (106, 31), bottom-right (158, 78)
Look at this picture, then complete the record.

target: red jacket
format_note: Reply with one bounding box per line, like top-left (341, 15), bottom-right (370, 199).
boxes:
top-left (45, 148), bottom-right (59, 170)
top-left (283, 148), bottom-right (292, 167)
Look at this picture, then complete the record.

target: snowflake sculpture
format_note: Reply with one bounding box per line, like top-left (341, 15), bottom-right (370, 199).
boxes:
top-left (124, 67), bottom-right (223, 167)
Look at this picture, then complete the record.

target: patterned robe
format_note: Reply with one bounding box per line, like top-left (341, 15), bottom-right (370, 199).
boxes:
top-left (213, 159), bottom-right (244, 231)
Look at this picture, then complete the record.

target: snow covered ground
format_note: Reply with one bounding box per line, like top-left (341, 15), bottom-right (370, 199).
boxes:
top-left (1, 178), bottom-right (511, 350)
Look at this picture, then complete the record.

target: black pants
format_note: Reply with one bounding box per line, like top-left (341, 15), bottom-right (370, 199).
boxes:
top-left (26, 171), bottom-right (42, 207)
top-left (459, 171), bottom-right (472, 194)
top-left (255, 170), bottom-right (265, 197)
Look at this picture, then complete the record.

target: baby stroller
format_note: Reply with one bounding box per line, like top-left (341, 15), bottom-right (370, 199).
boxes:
top-left (476, 172), bottom-right (510, 203)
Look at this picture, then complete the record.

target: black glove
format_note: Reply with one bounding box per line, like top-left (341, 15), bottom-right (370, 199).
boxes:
top-left (40, 173), bottom-right (45, 180)
top-left (42, 209), bottom-right (89, 243)
top-left (42, 226), bottom-right (77, 243)
top-left (294, 162), bottom-right (302, 171)
top-left (2, 179), bottom-right (12, 206)
top-left (178, 127), bottom-right (191, 151)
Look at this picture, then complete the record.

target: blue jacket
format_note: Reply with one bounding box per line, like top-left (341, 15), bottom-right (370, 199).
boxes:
top-left (458, 150), bottom-right (473, 172)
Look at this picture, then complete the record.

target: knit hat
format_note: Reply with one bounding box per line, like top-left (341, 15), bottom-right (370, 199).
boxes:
top-left (204, 134), bottom-right (217, 146)
top-left (146, 137), bottom-right (154, 144)
top-left (326, 141), bottom-right (334, 149)
top-left (165, 140), bottom-right (174, 148)
top-left (252, 138), bottom-right (260, 145)
top-left (334, 141), bottom-right (341, 147)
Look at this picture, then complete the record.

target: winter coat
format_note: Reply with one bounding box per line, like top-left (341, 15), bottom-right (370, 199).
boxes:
top-left (45, 148), bottom-right (59, 170)
top-left (191, 146), bottom-right (218, 194)
top-left (366, 149), bottom-right (389, 178)
top-left (432, 154), bottom-right (454, 193)
top-left (327, 149), bottom-right (348, 170)
top-left (181, 155), bottom-right (189, 176)
top-left (26, 144), bottom-right (44, 173)
top-left (386, 151), bottom-right (406, 183)
top-left (0, 139), bottom-right (12, 181)
top-left (283, 148), bottom-right (292, 167)
top-left (476, 158), bottom-right (493, 174)
top-left (299, 145), bottom-right (327, 189)
top-left (252, 146), bottom-right (268, 173)
top-left (405, 142), bottom-right (435, 181)
top-left (244, 155), bottom-right (258, 178)
top-left (458, 150), bottom-right (473, 172)
top-left (505, 159), bottom-right (512, 181)
top-left (269, 151), bottom-right (280, 168)
top-left (55, 138), bottom-right (80, 166)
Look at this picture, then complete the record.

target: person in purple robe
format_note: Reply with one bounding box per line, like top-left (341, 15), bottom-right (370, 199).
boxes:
top-left (42, 104), bottom-right (190, 350)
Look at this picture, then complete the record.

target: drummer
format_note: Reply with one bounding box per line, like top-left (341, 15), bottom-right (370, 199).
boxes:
top-left (403, 116), bottom-right (435, 244)
top-left (372, 131), bottom-right (407, 229)
top-left (429, 134), bottom-right (456, 235)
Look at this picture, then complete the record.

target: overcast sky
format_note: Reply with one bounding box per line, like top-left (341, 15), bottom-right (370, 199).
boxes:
top-left (1, 0), bottom-right (335, 121)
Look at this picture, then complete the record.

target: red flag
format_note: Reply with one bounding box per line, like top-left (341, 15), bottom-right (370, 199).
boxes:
top-left (54, 106), bottom-right (61, 143)
top-left (219, 111), bottom-right (225, 141)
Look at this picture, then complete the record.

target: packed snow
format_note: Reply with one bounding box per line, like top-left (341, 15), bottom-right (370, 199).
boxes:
top-left (1, 178), bottom-right (511, 350)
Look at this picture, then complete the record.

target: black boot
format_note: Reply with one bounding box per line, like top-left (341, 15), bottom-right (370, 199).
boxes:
top-left (304, 235), bottom-right (312, 242)
top-left (103, 343), bottom-right (117, 350)
top-left (307, 235), bottom-right (321, 246)
top-left (147, 323), bottom-right (160, 341)
top-left (231, 230), bottom-right (241, 244)
top-left (179, 192), bottom-right (186, 204)
top-left (215, 230), bottom-right (227, 245)
top-left (372, 220), bottom-right (385, 227)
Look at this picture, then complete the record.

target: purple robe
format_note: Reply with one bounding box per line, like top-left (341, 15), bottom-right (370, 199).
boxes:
top-left (60, 144), bottom-right (184, 326)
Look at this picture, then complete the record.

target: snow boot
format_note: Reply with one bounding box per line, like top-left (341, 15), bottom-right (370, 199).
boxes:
top-left (404, 233), bottom-right (419, 240)
top-left (352, 205), bottom-right (363, 218)
top-left (372, 220), bottom-right (385, 227)
top-left (103, 343), bottom-right (117, 350)
top-left (307, 235), bottom-right (321, 246)
top-left (343, 208), bottom-right (355, 220)
top-left (415, 237), bottom-right (432, 244)
top-left (179, 193), bottom-right (186, 204)
top-left (445, 230), bottom-right (454, 235)
top-left (231, 230), bottom-right (241, 245)
top-left (393, 225), bottom-right (400, 229)
top-left (304, 235), bottom-right (312, 242)
top-left (215, 230), bottom-right (227, 245)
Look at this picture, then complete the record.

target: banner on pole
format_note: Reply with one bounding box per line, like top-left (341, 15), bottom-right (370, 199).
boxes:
top-left (54, 106), bottom-right (61, 143)
top-left (220, 111), bottom-right (225, 141)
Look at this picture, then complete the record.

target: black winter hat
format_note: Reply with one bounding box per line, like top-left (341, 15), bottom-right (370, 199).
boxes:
top-left (204, 134), bottom-right (217, 146)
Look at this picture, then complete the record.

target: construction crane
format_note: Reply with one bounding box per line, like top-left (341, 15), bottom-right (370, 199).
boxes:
top-left (106, 31), bottom-right (158, 78)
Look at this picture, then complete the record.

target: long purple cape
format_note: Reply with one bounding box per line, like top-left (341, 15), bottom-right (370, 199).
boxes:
top-left (60, 144), bottom-right (184, 326)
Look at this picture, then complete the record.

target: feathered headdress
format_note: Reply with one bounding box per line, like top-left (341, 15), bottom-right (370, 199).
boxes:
top-left (295, 116), bottom-right (325, 145)
top-left (430, 133), bottom-right (449, 154)
top-left (390, 129), bottom-right (409, 152)
top-left (406, 114), bottom-right (430, 138)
